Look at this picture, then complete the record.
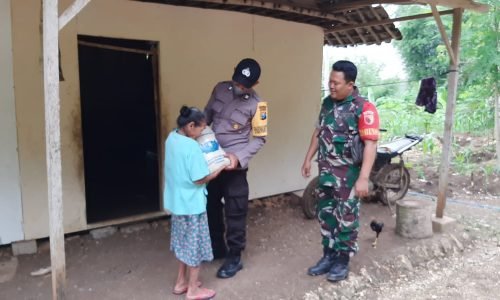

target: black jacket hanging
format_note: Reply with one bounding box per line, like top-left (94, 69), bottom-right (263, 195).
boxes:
top-left (415, 77), bottom-right (437, 114)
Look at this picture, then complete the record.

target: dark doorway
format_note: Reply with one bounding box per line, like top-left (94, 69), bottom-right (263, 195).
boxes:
top-left (78, 35), bottom-right (160, 223)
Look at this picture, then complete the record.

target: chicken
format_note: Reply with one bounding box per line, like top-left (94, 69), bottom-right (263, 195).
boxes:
top-left (370, 220), bottom-right (384, 248)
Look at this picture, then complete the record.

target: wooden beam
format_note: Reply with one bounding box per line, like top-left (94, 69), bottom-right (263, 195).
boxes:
top-left (331, 32), bottom-right (345, 46)
top-left (356, 10), bottom-right (381, 44)
top-left (325, 34), bottom-right (336, 46)
top-left (369, 6), bottom-right (398, 39)
top-left (413, 0), bottom-right (489, 13)
top-left (436, 8), bottom-right (463, 218)
top-left (77, 40), bottom-right (156, 55)
top-left (345, 33), bottom-right (357, 45)
top-left (59, 0), bottom-right (91, 30)
top-left (318, 0), bottom-right (408, 12)
top-left (353, 28), bottom-right (368, 44)
top-left (431, 4), bottom-right (456, 65)
top-left (170, 0), bottom-right (350, 23)
top-left (43, 0), bottom-right (66, 299)
top-left (326, 9), bottom-right (453, 33)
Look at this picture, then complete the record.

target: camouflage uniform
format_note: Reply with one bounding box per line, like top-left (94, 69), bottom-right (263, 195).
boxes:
top-left (316, 90), bottom-right (368, 254)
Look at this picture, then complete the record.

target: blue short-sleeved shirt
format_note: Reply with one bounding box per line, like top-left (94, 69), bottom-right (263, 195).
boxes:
top-left (163, 130), bottom-right (210, 215)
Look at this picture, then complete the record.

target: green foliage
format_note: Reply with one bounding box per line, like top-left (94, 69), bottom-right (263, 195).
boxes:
top-left (460, 0), bottom-right (499, 99)
top-left (393, 5), bottom-right (450, 84)
top-left (322, 2), bottom-right (498, 176)
top-left (378, 2), bottom-right (498, 136)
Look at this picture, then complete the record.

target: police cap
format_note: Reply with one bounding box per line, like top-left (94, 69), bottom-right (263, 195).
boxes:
top-left (232, 58), bottom-right (261, 88)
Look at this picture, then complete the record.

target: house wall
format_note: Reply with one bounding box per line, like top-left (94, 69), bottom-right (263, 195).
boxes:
top-left (10, 0), bottom-right (323, 241)
top-left (0, 0), bottom-right (24, 244)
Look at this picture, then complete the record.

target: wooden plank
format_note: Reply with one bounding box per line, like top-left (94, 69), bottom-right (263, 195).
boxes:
top-left (436, 8), bottom-right (463, 218)
top-left (369, 6), bottom-right (397, 39)
top-left (324, 33), bottom-right (335, 46)
top-left (326, 9), bottom-right (454, 33)
top-left (318, 0), bottom-right (408, 12)
top-left (414, 0), bottom-right (489, 13)
top-left (431, 4), bottom-right (456, 65)
top-left (59, 0), bottom-right (92, 30)
top-left (77, 40), bottom-right (155, 55)
top-left (43, 0), bottom-right (66, 298)
top-left (356, 10), bottom-right (381, 44)
top-left (331, 32), bottom-right (345, 46)
top-left (354, 28), bottom-right (368, 44)
top-left (177, 0), bottom-right (350, 23)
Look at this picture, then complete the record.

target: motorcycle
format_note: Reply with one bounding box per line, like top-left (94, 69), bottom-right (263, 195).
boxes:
top-left (301, 134), bottom-right (423, 219)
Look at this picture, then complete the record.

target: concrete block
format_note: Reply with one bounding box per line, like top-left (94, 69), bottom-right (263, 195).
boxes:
top-left (396, 199), bottom-right (433, 238)
top-left (90, 226), bottom-right (117, 240)
top-left (11, 240), bottom-right (37, 256)
top-left (432, 215), bottom-right (456, 233)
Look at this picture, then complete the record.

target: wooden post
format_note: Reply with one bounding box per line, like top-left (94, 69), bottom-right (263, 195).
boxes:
top-left (436, 8), bottom-right (463, 218)
top-left (59, 0), bottom-right (91, 30)
top-left (42, 0), bottom-right (66, 298)
top-left (430, 5), bottom-right (456, 66)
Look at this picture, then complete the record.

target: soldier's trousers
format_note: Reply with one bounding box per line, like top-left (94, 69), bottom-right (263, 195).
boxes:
top-left (206, 169), bottom-right (249, 256)
top-left (316, 184), bottom-right (360, 254)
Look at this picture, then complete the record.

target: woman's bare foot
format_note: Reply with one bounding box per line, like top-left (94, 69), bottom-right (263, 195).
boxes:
top-left (185, 287), bottom-right (216, 300)
top-left (173, 281), bottom-right (202, 295)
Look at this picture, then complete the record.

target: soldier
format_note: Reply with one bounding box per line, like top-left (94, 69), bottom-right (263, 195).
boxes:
top-left (204, 58), bottom-right (268, 279)
top-left (301, 60), bottom-right (379, 282)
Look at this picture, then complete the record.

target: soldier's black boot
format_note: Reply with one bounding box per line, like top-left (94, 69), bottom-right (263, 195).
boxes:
top-left (327, 252), bottom-right (350, 282)
top-left (307, 247), bottom-right (337, 276)
top-left (216, 250), bottom-right (243, 279)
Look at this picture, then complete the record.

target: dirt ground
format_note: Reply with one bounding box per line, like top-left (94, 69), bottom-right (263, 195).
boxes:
top-left (2, 192), bottom-right (499, 300)
top-left (1, 134), bottom-right (499, 299)
top-left (0, 195), bottom-right (406, 300)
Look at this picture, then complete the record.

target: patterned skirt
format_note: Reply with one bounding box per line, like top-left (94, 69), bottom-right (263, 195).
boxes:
top-left (170, 212), bottom-right (214, 267)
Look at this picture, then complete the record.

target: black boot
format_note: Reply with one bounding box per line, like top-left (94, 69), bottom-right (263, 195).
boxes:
top-left (327, 252), bottom-right (350, 282)
top-left (307, 247), bottom-right (337, 276)
top-left (216, 251), bottom-right (243, 279)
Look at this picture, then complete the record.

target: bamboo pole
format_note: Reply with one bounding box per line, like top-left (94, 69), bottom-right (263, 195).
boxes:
top-left (42, 0), bottom-right (66, 298)
top-left (325, 10), bottom-right (454, 33)
top-left (436, 8), bottom-right (463, 218)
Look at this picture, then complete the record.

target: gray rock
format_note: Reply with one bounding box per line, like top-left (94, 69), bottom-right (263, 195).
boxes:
top-left (430, 243), bottom-right (444, 257)
top-left (359, 267), bottom-right (373, 284)
top-left (395, 255), bottom-right (413, 271)
top-left (90, 226), bottom-right (117, 239)
top-left (449, 234), bottom-right (464, 251)
top-left (440, 238), bottom-right (454, 254)
top-left (409, 245), bottom-right (429, 266)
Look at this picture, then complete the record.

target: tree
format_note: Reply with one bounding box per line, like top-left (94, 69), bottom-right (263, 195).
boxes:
top-left (394, 5), bottom-right (450, 85)
top-left (460, 0), bottom-right (499, 169)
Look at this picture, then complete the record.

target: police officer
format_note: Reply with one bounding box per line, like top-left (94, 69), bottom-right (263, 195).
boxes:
top-left (204, 58), bottom-right (267, 279)
top-left (301, 60), bottom-right (379, 282)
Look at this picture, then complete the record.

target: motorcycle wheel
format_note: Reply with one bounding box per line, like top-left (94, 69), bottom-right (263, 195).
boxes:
top-left (302, 176), bottom-right (319, 219)
top-left (376, 163), bottom-right (410, 205)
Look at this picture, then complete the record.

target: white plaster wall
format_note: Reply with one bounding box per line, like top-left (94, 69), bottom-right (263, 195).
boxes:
top-left (11, 0), bottom-right (323, 240)
top-left (0, 0), bottom-right (24, 245)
